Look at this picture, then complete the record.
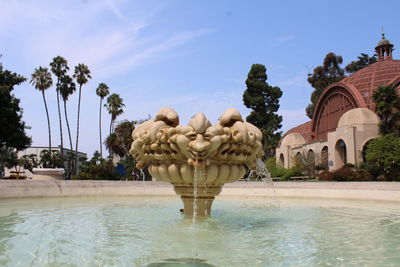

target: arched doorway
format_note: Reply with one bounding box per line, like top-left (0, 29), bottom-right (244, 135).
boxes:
top-left (321, 146), bottom-right (328, 169)
top-left (307, 149), bottom-right (315, 159)
top-left (293, 152), bottom-right (302, 167)
top-left (279, 153), bottom-right (285, 167)
top-left (335, 139), bottom-right (347, 168)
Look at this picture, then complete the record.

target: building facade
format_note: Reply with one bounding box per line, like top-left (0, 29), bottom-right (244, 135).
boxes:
top-left (276, 35), bottom-right (400, 170)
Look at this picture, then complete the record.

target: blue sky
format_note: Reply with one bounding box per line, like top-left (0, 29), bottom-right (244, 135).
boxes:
top-left (1, 0), bottom-right (400, 157)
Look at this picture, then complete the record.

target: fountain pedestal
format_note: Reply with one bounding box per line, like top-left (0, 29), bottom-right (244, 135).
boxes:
top-left (174, 185), bottom-right (222, 216)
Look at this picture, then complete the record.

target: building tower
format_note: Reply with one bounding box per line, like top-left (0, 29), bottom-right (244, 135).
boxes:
top-left (375, 33), bottom-right (394, 61)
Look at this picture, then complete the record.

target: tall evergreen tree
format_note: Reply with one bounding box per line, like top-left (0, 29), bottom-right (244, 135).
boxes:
top-left (73, 63), bottom-right (91, 174)
top-left (243, 64), bottom-right (283, 157)
top-left (30, 67), bottom-right (53, 154)
top-left (96, 83), bottom-right (110, 158)
top-left (0, 60), bottom-right (31, 150)
top-left (306, 53), bottom-right (345, 118)
top-left (50, 56), bottom-right (69, 160)
top-left (372, 85), bottom-right (400, 135)
top-left (345, 53), bottom-right (377, 74)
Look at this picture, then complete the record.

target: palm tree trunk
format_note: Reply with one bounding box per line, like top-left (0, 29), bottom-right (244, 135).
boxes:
top-left (63, 99), bottom-right (73, 180)
top-left (109, 118), bottom-right (113, 135)
top-left (63, 100), bottom-right (73, 151)
top-left (75, 84), bottom-right (83, 174)
top-left (99, 97), bottom-right (103, 158)
top-left (42, 91), bottom-right (52, 156)
top-left (56, 83), bottom-right (64, 161)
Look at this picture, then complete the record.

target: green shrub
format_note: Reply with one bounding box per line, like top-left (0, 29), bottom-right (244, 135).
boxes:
top-left (73, 156), bottom-right (119, 180)
top-left (365, 134), bottom-right (400, 181)
top-left (265, 156), bottom-right (304, 179)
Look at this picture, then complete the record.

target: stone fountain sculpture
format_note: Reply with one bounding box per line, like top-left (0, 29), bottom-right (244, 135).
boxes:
top-left (129, 107), bottom-right (264, 216)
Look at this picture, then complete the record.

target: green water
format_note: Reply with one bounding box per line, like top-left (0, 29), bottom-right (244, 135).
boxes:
top-left (0, 196), bottom-right (399, 266)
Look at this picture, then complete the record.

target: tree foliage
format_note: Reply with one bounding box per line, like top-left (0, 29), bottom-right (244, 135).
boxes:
top-left (104, 120), bottom-right (152, 180)
top-left (19, 154), bottom-right (39, 174)
top-left (345, 53), bottom-right (377, 74)
top-left (306, 53), bottom-right (345, 118)
top-left (0, 61), bottom-right (31, 150)
top-left (365, 134), bottom-right (400, 181)
top-left (39, 150), bottom-right (64, 168)
top-left (73, 151), bottom-right (119, 180)
top-left (0, 146), bottom-right (18, 177)
top-left (293, 151), bottom-right (319, 178)
top-left (105, 120), bottom-right (134, 157)
top-left (372, 85), bottom-right (400, 135)
top-left (243, 64), bottom-right (283, 157)
top-left (105, 93), bottom-right (125, 134)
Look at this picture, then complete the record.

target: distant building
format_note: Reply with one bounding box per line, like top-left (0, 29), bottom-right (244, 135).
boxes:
top-left (4, 146), bottom-right (87, 178)
top-left (276, 34), bottom-right (400, 170)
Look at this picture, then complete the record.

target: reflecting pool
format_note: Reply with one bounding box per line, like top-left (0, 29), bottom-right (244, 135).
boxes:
top-left (0, 197), bottom-right (399, 266)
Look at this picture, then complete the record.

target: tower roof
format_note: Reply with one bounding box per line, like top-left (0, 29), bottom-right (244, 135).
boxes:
top-left (376, 33), bottom-right (392, 47)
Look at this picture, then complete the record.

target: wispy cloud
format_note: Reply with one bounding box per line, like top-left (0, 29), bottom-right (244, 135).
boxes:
top-left (0, 0), bottom-right (212, 79)
top-left (273, 34), bottom-right (295, 43)
top-left (101, 29), bottom-right (214, 76)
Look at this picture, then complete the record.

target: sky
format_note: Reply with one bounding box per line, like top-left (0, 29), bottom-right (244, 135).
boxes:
top-left (1, 0), bottom-right (400, 158)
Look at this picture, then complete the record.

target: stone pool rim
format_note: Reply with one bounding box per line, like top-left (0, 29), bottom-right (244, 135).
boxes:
top-left (1, 180), bottom-right (400, 202)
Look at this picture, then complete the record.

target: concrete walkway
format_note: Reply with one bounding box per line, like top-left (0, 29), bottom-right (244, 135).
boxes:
top-left (0, 180), bottom-right (400, 202)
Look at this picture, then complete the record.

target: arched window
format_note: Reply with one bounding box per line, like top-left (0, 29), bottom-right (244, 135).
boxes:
top-left (307, 149), bottom-right (315, 158)
top-left (321, 146), bottom-right (329, 168)
top-left (335, 139), bottom-right (347, 168)
top-left (279, 153), bottom-right (285, 167)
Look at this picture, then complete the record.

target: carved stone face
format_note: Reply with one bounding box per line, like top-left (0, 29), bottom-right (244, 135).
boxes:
top-left (129, 107), bottom-right (264, 184)
top-left (129, 107), bottom-right (265, 217)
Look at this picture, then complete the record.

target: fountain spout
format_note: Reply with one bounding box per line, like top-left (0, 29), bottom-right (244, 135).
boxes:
top-left (129, 107), bottom-right (264, 217)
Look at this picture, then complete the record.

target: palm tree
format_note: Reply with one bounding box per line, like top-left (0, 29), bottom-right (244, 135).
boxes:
top-left (59, 75), bottom-right (76, 151)
top-left (50, 56), bottom-right (69, 159)
top-left (105, 120), bottom-right (134, 157)
top-left (96, 83), bottom-right (110, 158)
top-left (105, 93), bottom-right (125, 134)
top-left (372, 85), bottom-right (400, 135)
top-left (30, 67), bottom-right (53, 154)
top-left (73, 63), bottom-right (91, 174)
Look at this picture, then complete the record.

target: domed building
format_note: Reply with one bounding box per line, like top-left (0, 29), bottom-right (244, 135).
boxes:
top-left (276, 34), bottom-right (400, 170)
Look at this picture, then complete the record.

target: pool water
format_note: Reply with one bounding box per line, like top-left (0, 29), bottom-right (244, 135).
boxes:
top-left (0, 196), bottom-right (399, 266)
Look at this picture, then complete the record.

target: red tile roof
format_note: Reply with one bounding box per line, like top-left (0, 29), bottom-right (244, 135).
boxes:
top-left (341, 59), bottom-right (400, 108)
top-left (282, 120), bottom-right (313, 143)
